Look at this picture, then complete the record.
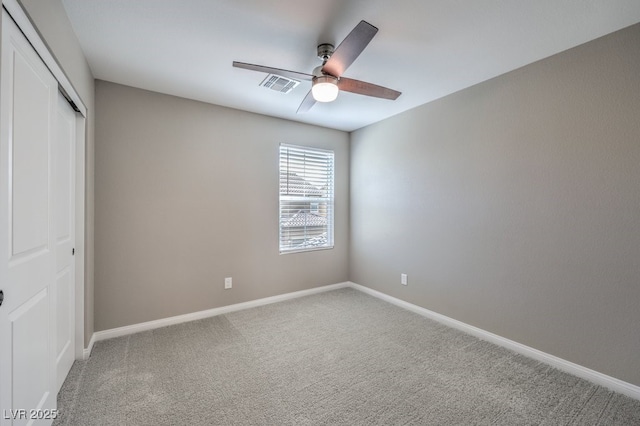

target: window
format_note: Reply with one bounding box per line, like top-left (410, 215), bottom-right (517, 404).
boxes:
top-left (279, 144), bottom-right (334, 253)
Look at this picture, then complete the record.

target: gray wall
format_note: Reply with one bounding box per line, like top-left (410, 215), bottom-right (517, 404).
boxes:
top-left (350, 23), bottom-right (640, 386)
top-left (19, 0), bottom-right (96, 346)
top-left (95, 81), bottom-right (349, 331)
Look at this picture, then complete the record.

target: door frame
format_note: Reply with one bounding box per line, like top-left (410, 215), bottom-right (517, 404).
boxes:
top-left (2, 0), bottom-right (87, 362)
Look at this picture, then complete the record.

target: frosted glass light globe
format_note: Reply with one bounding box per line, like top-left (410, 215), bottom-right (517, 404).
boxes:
top-left (312, 76), bottom-right (339, 102)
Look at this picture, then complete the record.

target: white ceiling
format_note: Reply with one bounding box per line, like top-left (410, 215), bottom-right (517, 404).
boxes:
top-left (61, 0), bottom-right (640, 132)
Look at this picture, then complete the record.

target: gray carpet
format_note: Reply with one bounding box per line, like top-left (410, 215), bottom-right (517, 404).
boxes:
top-left (54, 288), bottom-right (640, 425)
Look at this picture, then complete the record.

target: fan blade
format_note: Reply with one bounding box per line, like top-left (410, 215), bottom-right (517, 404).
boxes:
top-left (297, 90), bottom-right (316, 113)
top-left (338, 78), bottom-right (401, 100)
top-left (322, 20), bottom-right (378, 78)
top-left (233, 61), bottom-right (314, 81)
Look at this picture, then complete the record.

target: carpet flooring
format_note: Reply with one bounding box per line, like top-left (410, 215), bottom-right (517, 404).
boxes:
top-left (54, 288), bottom-right (640, 425)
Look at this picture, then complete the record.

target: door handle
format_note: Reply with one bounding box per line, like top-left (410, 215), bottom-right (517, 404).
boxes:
top-left (0, 290), bottom-right (3, 307)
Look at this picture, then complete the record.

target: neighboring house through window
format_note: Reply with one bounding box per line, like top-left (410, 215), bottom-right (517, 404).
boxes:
top-left (279, 144), bottom-right (334, 253)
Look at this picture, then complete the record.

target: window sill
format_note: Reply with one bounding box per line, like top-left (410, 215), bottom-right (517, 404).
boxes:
top-left (279, 246), bottom-right (334, 255)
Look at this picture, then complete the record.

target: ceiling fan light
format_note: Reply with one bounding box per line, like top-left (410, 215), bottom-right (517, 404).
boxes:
top-left (312, 76), bottom-right (339, 102)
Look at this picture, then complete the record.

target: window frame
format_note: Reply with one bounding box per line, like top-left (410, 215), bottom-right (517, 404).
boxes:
top-left (278, 143), bottom-right (335, 254)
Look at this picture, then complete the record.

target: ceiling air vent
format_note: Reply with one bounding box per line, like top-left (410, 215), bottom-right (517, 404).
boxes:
top-left (260, 74), bottom-right (300, 94)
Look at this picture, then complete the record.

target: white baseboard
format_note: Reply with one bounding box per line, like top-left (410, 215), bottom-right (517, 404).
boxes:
top-left (348, 281), bottom-right (640, 400)
top-left (84, 282), bottom-right (350, 355)
top-left (82, 333), bottom-right (96, 360)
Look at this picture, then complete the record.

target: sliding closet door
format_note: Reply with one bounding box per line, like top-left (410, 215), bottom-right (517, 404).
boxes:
top-left (0, 11), bottom-right (58, 425)
top-left (54, 92), bottom-right (76, 392)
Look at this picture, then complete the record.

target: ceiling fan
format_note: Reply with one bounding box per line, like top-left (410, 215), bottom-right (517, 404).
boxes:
top-left (233, 20), bottom-right (401, 113)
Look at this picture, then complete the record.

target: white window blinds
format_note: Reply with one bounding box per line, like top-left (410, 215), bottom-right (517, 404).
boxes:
top-left (279, 144), bottom-right (334, 253)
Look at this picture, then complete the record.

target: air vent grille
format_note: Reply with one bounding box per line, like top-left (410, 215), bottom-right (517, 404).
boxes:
top-left (260, 74), bottom-right (300, 94)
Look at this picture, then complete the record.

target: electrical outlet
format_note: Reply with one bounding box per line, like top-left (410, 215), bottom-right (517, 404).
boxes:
top-left (224, 277), bottom-right (232, 289)
top-left (401, 273), bottom-right (408, 286)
